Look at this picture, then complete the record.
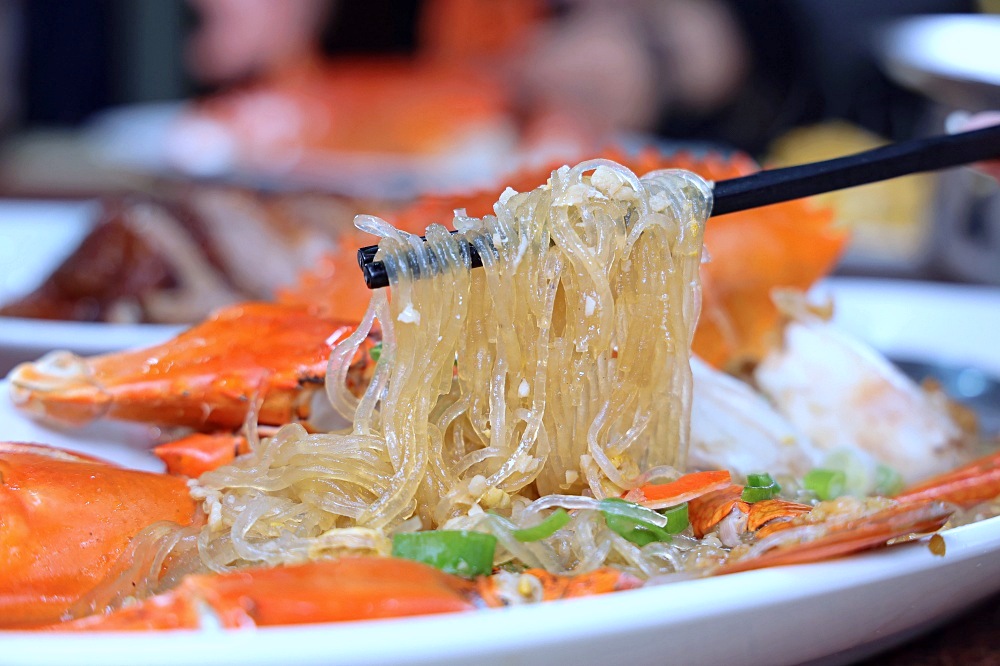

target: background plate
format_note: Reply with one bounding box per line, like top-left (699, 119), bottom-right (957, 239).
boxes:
top-left (0, 199), bottom-right (183, 374)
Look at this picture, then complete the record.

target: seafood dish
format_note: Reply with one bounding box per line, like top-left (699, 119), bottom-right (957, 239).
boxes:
top-left (166, 59), bottom-right (517, 190)
top-left (1, 153), bottom-right (998, 642)
top-left (0, 185), bottom-right (385, 325)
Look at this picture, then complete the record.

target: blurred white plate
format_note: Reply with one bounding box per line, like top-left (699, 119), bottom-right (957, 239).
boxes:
top-left (1, 277), bottom-right (999, 665)
top-left (816, 276), bottom-right (1000, 376)
top-left (0, 200), bottom-right (182, 374)
top-left (0, 317), bottom-right (182, 375)
top-left (879, 14), bottom-right (1000, 110)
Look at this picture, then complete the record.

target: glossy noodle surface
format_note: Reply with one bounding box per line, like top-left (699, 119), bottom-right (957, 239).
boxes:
top-left (190, 161), bottom-right (713, 576)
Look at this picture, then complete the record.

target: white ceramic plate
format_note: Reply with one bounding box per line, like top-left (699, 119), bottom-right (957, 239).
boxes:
top-left (879, 14), bottom-right (1000, 111)
top-left (0, 200), bottom-right (183, 374)
top-left (0, 200), bottom-right (101, 303)
top-left (1, 277), bottom-right (999, 666)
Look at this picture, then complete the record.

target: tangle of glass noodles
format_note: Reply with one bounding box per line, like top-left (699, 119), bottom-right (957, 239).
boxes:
top-left (190, 160), bottom-right (714, 577)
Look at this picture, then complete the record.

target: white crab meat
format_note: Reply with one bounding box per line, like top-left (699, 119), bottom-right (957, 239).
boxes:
top-left (689, 356), bottom-right (824, 479)
top-left (754, 316), bottom-right (965, 485)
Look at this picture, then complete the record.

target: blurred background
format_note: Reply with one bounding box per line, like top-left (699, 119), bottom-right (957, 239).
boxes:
top-left (2, 5), bottom-right (1000, 661)
top-left (1, 0), bottom-right (999, 331)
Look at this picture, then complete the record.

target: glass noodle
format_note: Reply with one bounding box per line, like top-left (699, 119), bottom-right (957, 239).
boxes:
top-left (183, 161), bottom-right (714, 578)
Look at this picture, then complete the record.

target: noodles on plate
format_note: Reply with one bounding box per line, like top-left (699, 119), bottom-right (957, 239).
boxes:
top-left (128, 161), bottom-right (718, 590)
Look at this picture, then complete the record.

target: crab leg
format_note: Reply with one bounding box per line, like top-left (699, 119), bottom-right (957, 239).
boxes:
top-left (894, 448), bottom-right (1000, 507)
top-left (50, 558), bottom-right (477, 630)
top-left (692, 449), bottom-right (1000, 575)
top-left (720, 500), bottom-right (953, 575)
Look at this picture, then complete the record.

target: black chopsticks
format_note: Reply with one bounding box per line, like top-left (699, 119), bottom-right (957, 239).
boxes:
top-left (358, 124), bottom-right (1000, 289)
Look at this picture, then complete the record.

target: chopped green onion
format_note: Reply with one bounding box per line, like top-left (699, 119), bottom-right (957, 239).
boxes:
top-left (600, 498), bottom-right (673, 546)
top-left (803, 468), bottom-right (847, 501)
top-left (823, 449), bottom-right (875, 496)
top-left (513, 508), bottom-right (570, 542)
top-left (740, 485), bottom-right (777, 503)
top-left (875, 464), bottom-right (905, 497)
top-left (741, 472), bottom-right (781, 503)
top-left (746, 472), bottom-right (777, 488)
top-left (369, 342), bottom-right (383, 362)
top-left (659, 502), bottom-right (689, 534)
top-left (391, 530), bottom-right (497, 577)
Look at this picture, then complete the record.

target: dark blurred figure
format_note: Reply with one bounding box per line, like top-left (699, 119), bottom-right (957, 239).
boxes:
top-left (510, 0), bottom-right (978, 154)
top-left (667, 0), bottom-right (979, 152)
top-left (15, 1), bottom-right (116, 126)
top-left (12, 0), bottom-right (190, 129)
top-left (179, 0), bottom-right (979, 157)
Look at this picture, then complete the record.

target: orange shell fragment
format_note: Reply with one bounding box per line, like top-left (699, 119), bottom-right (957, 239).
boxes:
top-left (153, 432), bottom-right (250, 478)
top-left (688, 485), bottom-right (749, 539)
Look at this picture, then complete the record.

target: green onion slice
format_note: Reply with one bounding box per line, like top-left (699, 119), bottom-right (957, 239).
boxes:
top-left (746, 472), bottom-right (778, 488)
top-left (875, 464), bottom-right (905, 497)
top-left (741, 472), bottom-right (781, 503)
top-left (391, 530), bottom-right (497, 577)
top-left (513, 508), bottom-right (570, 542)
top-left (369, 342), bottom-right (383, 362)
top-left (660, 502), bottom-right (689, 534)
top-left (823, 449), bottom-right (874, 496)
top-left (600, 497), bottom-right (673, 546)
top-left (803, 468), bottom-right (847, 501)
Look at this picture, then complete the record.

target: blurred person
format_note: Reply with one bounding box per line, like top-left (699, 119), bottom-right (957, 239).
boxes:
top-left (181, 0), bottom-right (741, 158)
top-left (174, 0), bottom-right (982, 167)
top-left (171, 0), bottom-right (549, 186)
top-left (512, 0), bottom-right (979, 155)
top-left (186, 0), bottom-right (333, 85)
top-left (7, 0), bottom-right (981, 173)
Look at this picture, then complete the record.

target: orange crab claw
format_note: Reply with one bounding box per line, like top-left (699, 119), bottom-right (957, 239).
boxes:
top-left (720, 500), bottom-right (953, 575)
top-left (695, 193), bottom-right (845, 370)
top-left (0, 442), bottom-right (198, 628)
top-left (8, 302), bottom-right (375, 431)
top-left (894, 449), bottom-right (1000, 508)
top-left (51, 557), bottom-right (478, 630)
